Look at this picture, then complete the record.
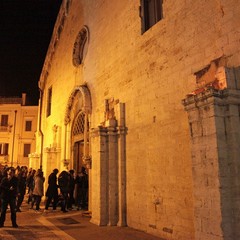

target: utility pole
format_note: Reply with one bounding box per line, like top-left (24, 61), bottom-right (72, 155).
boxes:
top-left (11, 110), bottom-right (17, 167)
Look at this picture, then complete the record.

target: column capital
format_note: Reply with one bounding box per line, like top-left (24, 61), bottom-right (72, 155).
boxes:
top-left (182, 88), bottom-right (226, 110)
top-left (90, 126), bottom-right (108, 138)
top-left (117, 126), bottom-right (127, 135)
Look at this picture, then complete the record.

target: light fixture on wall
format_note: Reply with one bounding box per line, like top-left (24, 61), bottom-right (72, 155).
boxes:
top-left (82, 155), bottom-right (91, 169)
top-left (62, 158), bottom-right (70, 167)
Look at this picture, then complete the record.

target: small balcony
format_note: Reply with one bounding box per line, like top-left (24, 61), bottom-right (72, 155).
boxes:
top-left (0, 124), bottom-right (12, 133)
top-left (0, 155), bottom-right (9, 165)
top-left (0, 126), bottom-right (8, 132)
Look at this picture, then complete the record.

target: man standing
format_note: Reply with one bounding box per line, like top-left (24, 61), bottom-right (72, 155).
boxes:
top-left (16, 169), bottom-right (27, 212)
top-left (0, 167), bottom-right (18, 228)
top-left (76, 167), bottom-right (88, 210)
top-left (58, 170), bottom-right (70, 212)
top-left (45, 169), bottom-right (59, 211)
top-left (67, 169), bottom-right (75, 210)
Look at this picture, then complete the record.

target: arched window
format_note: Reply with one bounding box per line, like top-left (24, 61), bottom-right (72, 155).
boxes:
top-left (72, 110), bottom-right (90, 169)
top-left (72, 26), bottom-right (89, 66)
top-left (73, 111), bottom-right (86, 136)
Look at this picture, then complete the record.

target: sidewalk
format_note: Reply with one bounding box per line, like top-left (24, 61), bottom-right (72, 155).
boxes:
top-left (0, 201), bottom-right (166, 240)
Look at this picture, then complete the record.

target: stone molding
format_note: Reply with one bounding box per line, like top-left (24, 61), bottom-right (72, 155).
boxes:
top-left (183, 88), bottom-right (240, 111)
top-left (64, 85), bottom-right (92, 125)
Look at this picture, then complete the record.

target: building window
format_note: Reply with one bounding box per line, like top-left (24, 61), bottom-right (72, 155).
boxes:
top-left (47, 87), bottom-right (52, 117)
top-left (0, 115), bottom-right (9, 132)
top-left (140, 0), bottom-right (163, 33)
top-left (1, 115), bottom-right (8, 126)
top-left (23, 144), bottom-right (31, 157)
top-left (25, 121), bottom-right (32, 131)
top-left (73, 111), bottom-right (86, 136)
top-left (72, 26), bottom-right (89, 67)
top-left (0, 143), bottom-right (9, 155)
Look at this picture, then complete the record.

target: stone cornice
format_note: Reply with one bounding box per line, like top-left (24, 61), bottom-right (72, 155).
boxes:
top-left (38, 1), bottom-right (68, 91)
top-left (182, 88), bottom-right (224, 107)
top-left (182, 88), bottom-right (240, 111)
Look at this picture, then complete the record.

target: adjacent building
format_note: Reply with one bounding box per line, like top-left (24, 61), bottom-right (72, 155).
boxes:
top-left (36, 1), bottom-right (240, 239)
top-left (0, 94), bottom-right (38, 167)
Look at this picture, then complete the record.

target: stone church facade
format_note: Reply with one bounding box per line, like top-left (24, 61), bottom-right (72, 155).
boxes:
top-left (36, 1), bottom-right (240, 239)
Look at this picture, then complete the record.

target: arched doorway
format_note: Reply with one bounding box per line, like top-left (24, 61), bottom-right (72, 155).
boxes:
top-left (64, 84), bottom-right (91, 171)
top-left (64, 85), bottom-right (91, 210)
top-left (72, 110), bottom-right (89, 173)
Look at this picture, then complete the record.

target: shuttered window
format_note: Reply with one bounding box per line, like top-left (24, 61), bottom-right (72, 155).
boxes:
top-left (24, 144), bottom-right (31, 157)
top-left (140, 0), bottom-right (163, 33)
top-left (47, 87), bottom-right (52, 117)
top-left (1, 115), bottom-right (8, 126)
top-left (25, 121), bottom-right (32, 131)
top-left (0, 143), bottom-right (9, 155)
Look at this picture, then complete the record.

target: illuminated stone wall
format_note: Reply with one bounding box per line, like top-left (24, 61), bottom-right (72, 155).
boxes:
top-left (38, 1), bottom-right (240, 239)
top-left (183, 67), bottom-right (240, 240)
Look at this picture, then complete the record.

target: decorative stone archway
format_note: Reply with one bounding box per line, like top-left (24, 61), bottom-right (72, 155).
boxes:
top-left (63, 85), bottom-right (92, 169)
top-left (64, 87), bottom-right (127, 228)
top-left (64, 84), bottom-right (91, 124)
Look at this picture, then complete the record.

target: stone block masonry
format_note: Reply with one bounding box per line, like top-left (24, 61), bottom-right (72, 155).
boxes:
top-left (37, 0), bottom-right (240, 239)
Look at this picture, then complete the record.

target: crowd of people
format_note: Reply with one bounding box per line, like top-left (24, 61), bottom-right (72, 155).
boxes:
top-left (0, 165), bottom-right (89, 228)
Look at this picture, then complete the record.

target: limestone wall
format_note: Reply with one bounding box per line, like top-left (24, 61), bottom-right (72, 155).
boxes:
top-left (39, 0), bottom-right (240, 239)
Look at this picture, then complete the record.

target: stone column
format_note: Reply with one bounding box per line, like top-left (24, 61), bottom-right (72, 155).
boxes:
top-left (183, 85), bottom-right (240, 240)
top-left (90, 100), bottom-right (127, 227)
top-left (183, 89), bottom-right (224, 240)
top-left (90, 126), bottom-right (109, 226)
top-left (116, 103), bottom-right (127, 227)
top-left (223, 99), bottom-right (240, 239)
top-left (106, 119), bottom-right (118, 226)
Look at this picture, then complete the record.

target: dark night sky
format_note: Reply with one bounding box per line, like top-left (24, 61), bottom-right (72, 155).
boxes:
top-left (0, 0), bottom-right (62, 105)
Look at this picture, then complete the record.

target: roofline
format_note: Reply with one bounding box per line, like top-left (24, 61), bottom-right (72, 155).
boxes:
top-left (38, 0), bottom-right (69, 91)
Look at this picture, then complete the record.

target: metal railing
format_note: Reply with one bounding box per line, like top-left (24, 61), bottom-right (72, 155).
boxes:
top-left (0, 126), bottom-right (8, 132)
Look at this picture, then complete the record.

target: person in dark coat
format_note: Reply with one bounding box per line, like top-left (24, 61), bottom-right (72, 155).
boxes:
top-left (67, 169), bottom-right (75, 210)
top-left (0, 167), bottom-right (7, 209)
top-left (75, 167), bottom-right (88, 210)
top-left (0, 167), bottom-right (18, 228)
top-left (16, 169), bottom-right (27, 212)
top-left (44, 169), bottom-right (59, 211)
top-left (26, 169), bottom-right (36, 204)
top-left (58, 170), bottom-right (70, 212)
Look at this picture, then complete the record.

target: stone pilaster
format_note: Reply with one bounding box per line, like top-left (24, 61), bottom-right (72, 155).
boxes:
top-left (106, 120), bottom-right (118, 226)
top-left (90, 126), bottom-right (108, 226)
top-left (183, 86), bottom-right (240, 240)
top-left (90, 102), bottom-right (127, 227)
top-left (183, 89), bottom-right (224, 240)
top-left (116, 103), bottom-right (127, 227)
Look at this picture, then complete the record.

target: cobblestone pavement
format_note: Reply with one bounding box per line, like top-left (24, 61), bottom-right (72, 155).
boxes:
top-left (0, 200), bottom-right (165, 240)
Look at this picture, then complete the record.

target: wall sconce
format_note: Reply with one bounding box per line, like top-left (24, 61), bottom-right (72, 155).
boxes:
top-left (62, 159), bottom-right (70, 167)
top-left (82, 155), bottom-right (92, 169)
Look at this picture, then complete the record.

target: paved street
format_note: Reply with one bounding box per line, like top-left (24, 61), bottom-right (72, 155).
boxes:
top-left (0, 201), bottom-right (165, 240)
